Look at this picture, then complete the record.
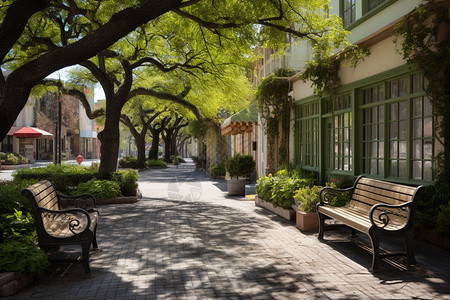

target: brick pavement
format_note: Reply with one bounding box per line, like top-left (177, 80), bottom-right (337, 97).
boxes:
top-left (8, 161), bottom-right (450, 299)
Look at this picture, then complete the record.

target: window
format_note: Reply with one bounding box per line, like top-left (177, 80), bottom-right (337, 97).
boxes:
top-left (411, 74), bottom-right (433, 181)
top-left (296, 102), bottom-right (319, 168)
top-left (360, 73), bottom-right (434, 181)
top-left (366, 0), bottom-right (386, 13)
top-left (362, 85), bottom-right (384, 176)
top-left (342, 0), bottom-right (356, 27)
top-left (331, 95), bottom-right (352, 171)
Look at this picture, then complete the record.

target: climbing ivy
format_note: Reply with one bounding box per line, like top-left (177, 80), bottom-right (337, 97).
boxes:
top-left (256, 68), bottom-right (295, 169)
top-left (300, 45), bottom-right (370, 100)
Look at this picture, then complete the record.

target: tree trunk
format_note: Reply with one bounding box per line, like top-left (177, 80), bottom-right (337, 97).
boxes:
top-left (163, 132), bottom-right (173, 163)
top-left (135, 137), bottom-right (147, 169)
top-left (97, 103), bottom-right (121, 179)
top-left (148, 129), bottom-right (161, 160)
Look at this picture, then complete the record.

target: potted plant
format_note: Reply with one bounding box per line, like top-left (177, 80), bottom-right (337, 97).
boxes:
top-left (293, 185), bottom-right (322, 231)
top-left (225, 154), bottom-right (255, 196)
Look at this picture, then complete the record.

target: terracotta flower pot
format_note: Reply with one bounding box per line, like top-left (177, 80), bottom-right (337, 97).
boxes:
top-left (293, 206), bottom-right (319, 231)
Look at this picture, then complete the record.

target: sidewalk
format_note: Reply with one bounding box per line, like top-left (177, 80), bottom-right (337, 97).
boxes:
top-left (8, 162), bottom-right (450, 299)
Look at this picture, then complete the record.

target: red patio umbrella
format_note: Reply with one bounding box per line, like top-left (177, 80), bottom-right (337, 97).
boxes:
top-left (13, 127), bottom-right (43, 138)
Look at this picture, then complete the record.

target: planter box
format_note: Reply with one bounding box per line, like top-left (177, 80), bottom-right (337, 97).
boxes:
top-left (292, 206), bottom-right (319, 231)
top-left (255, 196), bottom-right (295, 221)
top-left (0, 272), bottom-right (34, 297)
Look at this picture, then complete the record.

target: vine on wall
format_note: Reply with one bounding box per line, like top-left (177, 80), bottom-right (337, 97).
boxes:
top-left (256, 68), bottom-right (295, 169)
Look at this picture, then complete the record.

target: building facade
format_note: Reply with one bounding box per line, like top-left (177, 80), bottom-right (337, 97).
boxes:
top-left (290, 0), bottom-right (445, 185)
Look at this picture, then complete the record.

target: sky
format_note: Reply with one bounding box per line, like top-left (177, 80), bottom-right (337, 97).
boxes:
top-left (47, 66), bottom-right (105, 102)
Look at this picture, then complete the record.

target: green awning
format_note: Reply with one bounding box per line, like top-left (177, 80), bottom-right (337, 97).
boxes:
top-left (222, 103), bottom-right (258, 127)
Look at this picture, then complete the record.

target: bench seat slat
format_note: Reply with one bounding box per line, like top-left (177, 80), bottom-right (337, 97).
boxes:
top-left (354, 185), bottom-right (414, 203)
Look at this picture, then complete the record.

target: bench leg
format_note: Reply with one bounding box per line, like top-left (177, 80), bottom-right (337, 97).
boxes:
top-left (369, 233), bottom-right (380, 272)
top-left (404, 238), bottom-right (416, 265)
top-left (92, 224), bottom-right (99, 250)
top-left (318, 212), bottom-right (325, 240)
top-left (350, 228), bottom-right (357, 237)
top-left (81, 243), bottom-right (92, 275)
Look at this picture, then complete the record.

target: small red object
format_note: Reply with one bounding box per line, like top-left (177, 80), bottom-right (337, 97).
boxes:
top-left (76, 155), bottom-right (84, 165)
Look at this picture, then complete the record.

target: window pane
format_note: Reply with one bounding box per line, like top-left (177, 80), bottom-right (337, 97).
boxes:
top-left (391, 160), bottom-right (398, 177)
top-left (424, 161), bottom-right (432, 181)
top-left (390, 122), bottom-right (398, 139)
top-left (424, 140), bottom-right (433, 159)
top-left (391, 81), bottom-right (398, 98)
top-left (399, 120), bottom-right (407, 139)
top-left (399, 160), bottom-right (407, 177)
top-left (390, 141), bottom-right (398, 158)
top-left (413, 97), bottom-right (422, 117)
top-left (424, 97), bottom-right (432, 116)
top-left (399, 78), bottom-right (408, 97)
top-left (424, 118), bottom-right (433, 137)
top-left (413, 161), bottom-right (422, 179)
top-left (414, 118), bottom-right (423, 137)
top-left (391, 103), bottom-right (398, 120)
top-left (399, 141), bottom-right (407, 159)
top-left (399, 101), bottom-right (407, 119)
top-left (413, 140), bottom-right (422, 159)
top-left (379, 141), bottom-right (384, 157)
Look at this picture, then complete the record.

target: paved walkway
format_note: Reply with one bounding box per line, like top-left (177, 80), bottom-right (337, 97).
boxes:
top-left (9, 162), bottom-right (450, 299)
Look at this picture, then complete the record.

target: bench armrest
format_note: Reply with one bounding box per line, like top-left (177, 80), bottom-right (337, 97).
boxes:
top-left (38, 206), bottom-right (93, 237)
top-left (318, 186), bottom-right (353, 206)
top-left (369, 202), bottom-right (412, 229)
top-left (58, 193), bottom-right (97, 211)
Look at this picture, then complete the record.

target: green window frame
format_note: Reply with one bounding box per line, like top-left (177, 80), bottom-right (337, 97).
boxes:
top-left (330, 95), bottom-right (352, 172)
top-left (362, 84), bottom-right (385, 176)
top-left (365, 0), bottom-right (387, 14)
top-left (295, 102), bottom-right (319, 169)
top-left (360, 72), bottom-right (434, 182)
top-left (342, 0), bottom-right (356, 27)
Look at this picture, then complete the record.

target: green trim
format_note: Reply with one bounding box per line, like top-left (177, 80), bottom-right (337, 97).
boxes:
top-left (294, 95), bottom-right (318, 106)
top-left (346, 0), bottom-right (398, 31)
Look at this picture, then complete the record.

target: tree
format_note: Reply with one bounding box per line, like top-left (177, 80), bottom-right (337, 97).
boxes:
top-left (1, 0), bottom-right (351, 143)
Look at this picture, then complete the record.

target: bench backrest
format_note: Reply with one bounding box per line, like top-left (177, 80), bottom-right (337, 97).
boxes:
top-left (25, 180), bottom-right (60, 211)
top-left (349, 177), bottom-right (423, 228)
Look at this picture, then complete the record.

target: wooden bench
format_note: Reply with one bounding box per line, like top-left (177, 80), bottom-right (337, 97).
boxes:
top-left (317, 176), bottom-right (426, 271)
top-left (21, 180), bottom-right (99, 275)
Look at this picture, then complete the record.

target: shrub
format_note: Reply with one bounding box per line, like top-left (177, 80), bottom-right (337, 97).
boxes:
top-left (13, 164), bottom-right (97, 194)
top-left (170, 155), bottom-right (186, 163)
top-left (1, 209), bottom-right (36, 241)
top-left (256, 175), bottom-right (275, 200)
top-left (225, 154), bottom-right (255, 178)
top-left (112, 169), bottom-right (139, 196)
top-left (436, 202), bottom-right (450, 235)
top-left (271, 176), bottom-right (309, 209)
top-left (0, 152), bottom-right (28, 165)
top-left (294, 185), bottom-right (322, 213)
top-left (73, 179), bottom-right (121, 198)
top-left (211, 163), bottom-right (226, 177)
top-left (119, 155), bottom-right (137, 168)
top-left (0, 179), bottom-right (38, 215)
top-left (146, 159), bottom-right (167, 168)
top-left (0, 237), bottom-right (50, 276)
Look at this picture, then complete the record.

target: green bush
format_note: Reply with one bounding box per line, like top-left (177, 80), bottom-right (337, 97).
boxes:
top-left (146, 159), bottom-right (167, 168)
top-left (436, 202), bottom-right (450, 235)
top-left (294, 185), bottom-right (322, 212)
top-left (0, 179), bottom-right (38, 215)
top-left (170, 155), bottom-right (186, 163)
top-left (119, 156), bottom-right (137, 168)
top-left (256, 175), bottom-right (275, 200)
top-left (0, 237), bottom-right (50, 276)
top-left (13, 164), bottom-right (97, 194)
top-left (211, 163), bottom-right (226, 177)
top-left (0, 152), bottom-right (28, 165)
top-left (112, 169), bottom-right (139, 196)
top-left (73, 179), bottom-right (121, 198)
top-left (225, 154), bottom-right (255, 178)
top-left (271, 176), bottom-right (309, 209)
top-left (1, 209), bottom-right (36, 241)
